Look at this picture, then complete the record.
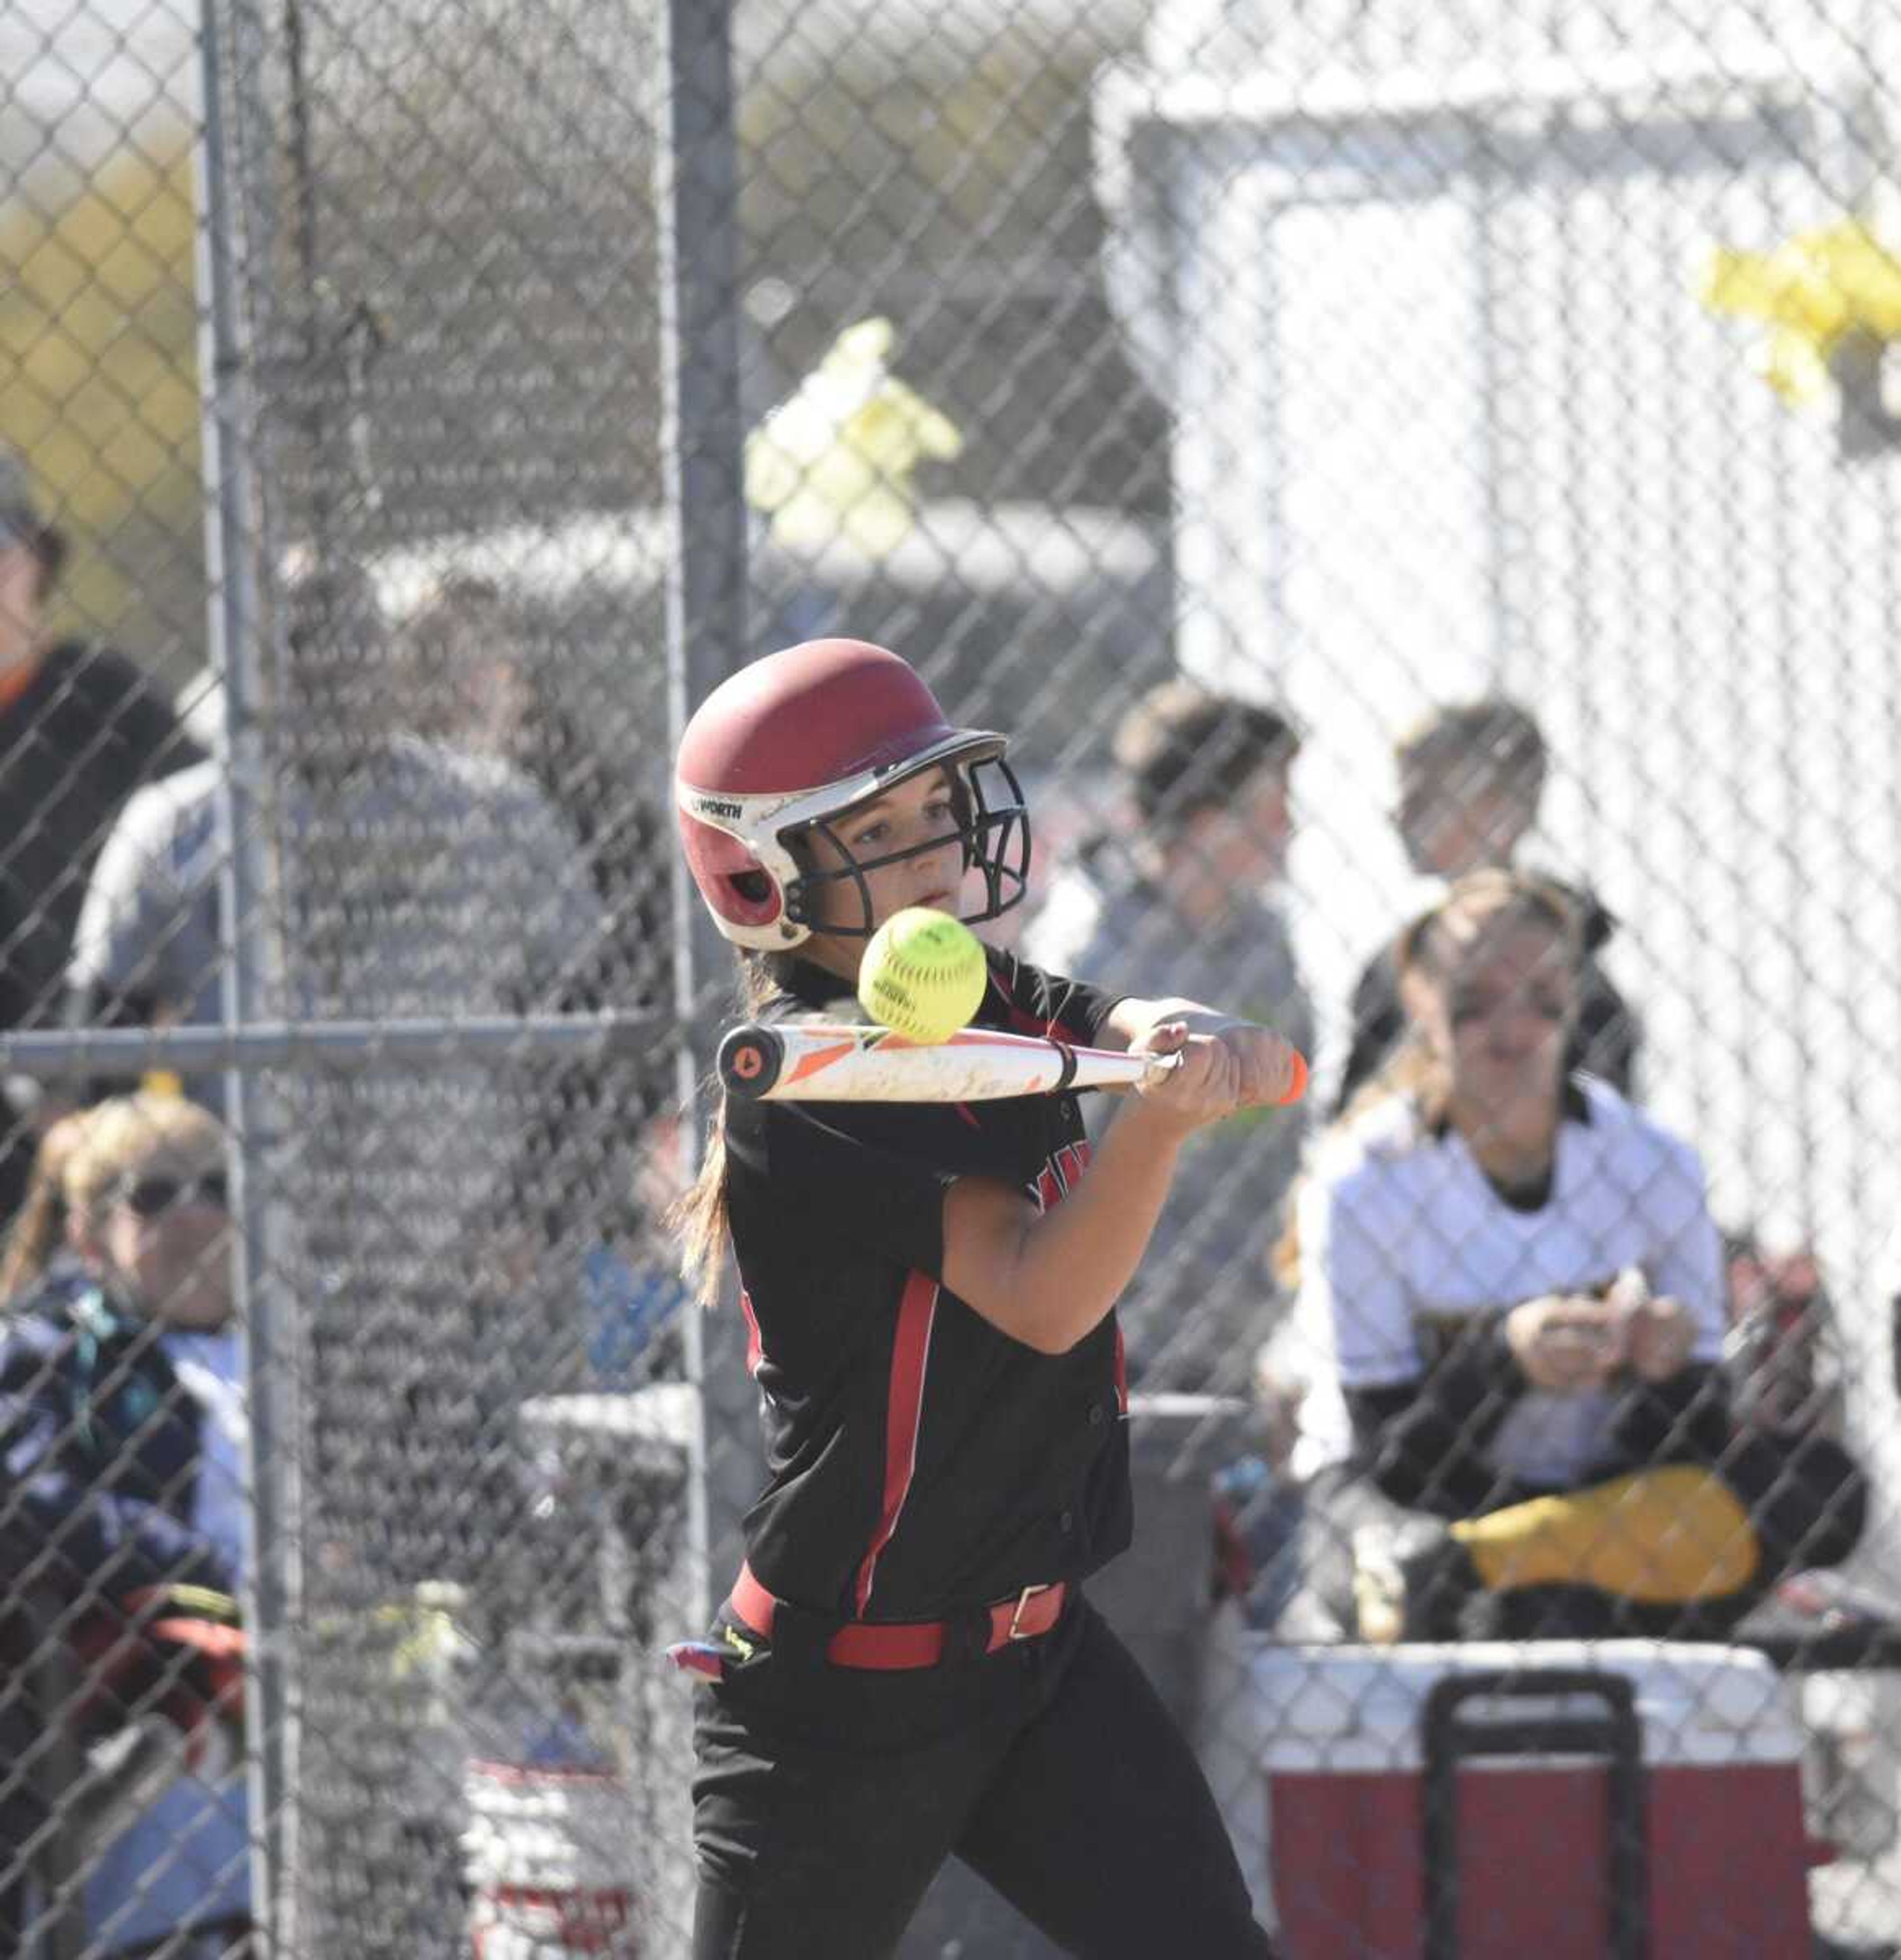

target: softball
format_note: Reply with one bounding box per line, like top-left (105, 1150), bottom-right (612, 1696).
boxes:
top-left (857, 907), bottom-right (988, 1044)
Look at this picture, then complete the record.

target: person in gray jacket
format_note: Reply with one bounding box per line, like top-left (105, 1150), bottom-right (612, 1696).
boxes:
top-left (65, 561), bottom-right (605, 1580)
top-left (1026, 679), bottom-right (1314, 1396)
top-left (63, 557), bottom-right (609, 1956)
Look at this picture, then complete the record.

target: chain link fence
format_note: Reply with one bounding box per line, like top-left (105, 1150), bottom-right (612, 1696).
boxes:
top-left (5, 0), bottom-right (1901, 1953)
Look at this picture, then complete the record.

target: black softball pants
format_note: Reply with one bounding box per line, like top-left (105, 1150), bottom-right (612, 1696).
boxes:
top-left (690, 1593), bottom-right (1276, 1959)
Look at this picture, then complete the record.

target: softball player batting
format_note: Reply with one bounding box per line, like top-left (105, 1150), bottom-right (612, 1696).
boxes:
top-left (669, 638), bottom-right (1301, 1958)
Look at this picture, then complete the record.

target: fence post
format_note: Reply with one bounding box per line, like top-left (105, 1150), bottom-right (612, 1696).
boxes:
top-left (193, 0), bottom-right (298, 1950)
top-left (655, 0), bottom-right (749, 1931)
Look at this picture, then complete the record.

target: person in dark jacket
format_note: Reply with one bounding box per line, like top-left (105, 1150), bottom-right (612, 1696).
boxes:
top-left (0, 448), bottom-right (201, 1226)
top-left (1333, 697), bottom-right (1639, 1113)
top-left (0, 1093), bottom-right (249, 1956)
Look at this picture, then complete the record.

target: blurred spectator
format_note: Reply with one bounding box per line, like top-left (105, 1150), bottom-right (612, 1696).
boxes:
top-left (396, 572), bottom-right (536, 759)
top-left (66, 562), bottom-right (619, 1951)
top-left (1210, 1360), bottom-right (1311, 1633)
top-left (1280, 869), bottom-right (1863, 1642)
top-left (0, 1107), bottom-right (92, 1307)
top-left (0, 445), bottom-right (200, 1227)
top-left (396, 571), bottom-right (671, 1017)
top-left (393, 572), bottom-right (681, 1376)
top-left (0, 1093), bottom-right (249, 1956)
top-left (1025, 679), bottom-right (1314, 1395)
top-left (67, 559), bottom-right (607, 1579)
top-left (68, 561), bottom-right (602, 1094)
top-left (1332, 697), bottom-right (1640, 1113)
top-left (1722, 1232), bottom-right (1850, 1444)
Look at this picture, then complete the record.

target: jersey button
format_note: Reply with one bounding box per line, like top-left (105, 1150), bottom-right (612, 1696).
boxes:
top-left (1087, 1404), bottom-right (1105, 1427)
top-left (1058, 1509), bottom-right (1074, 1534)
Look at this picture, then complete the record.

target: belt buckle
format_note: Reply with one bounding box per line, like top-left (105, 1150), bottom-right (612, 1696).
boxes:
top-left (1007, 1583), bottom-right (1051, 1641)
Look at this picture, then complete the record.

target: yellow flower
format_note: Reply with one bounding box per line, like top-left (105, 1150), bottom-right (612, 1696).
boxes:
top-left (1702, 221), bottom-right (1901, 404)
top-left (745, 317), bottom-right (963, 557)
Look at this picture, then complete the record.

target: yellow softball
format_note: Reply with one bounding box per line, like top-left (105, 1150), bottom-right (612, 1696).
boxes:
top-left (857, 907), bottom-right (988, 1044)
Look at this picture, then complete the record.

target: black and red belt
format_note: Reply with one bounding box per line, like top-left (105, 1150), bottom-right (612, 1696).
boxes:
top-left (728, 1560), bottom-right (1069, 1671)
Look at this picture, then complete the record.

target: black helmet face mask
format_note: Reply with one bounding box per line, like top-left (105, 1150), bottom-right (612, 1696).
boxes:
top-left (781, 754), bottom-right (1032, 941)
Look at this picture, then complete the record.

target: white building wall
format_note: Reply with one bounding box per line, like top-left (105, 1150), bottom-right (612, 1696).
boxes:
top-left (1100, 8), bottom-right (1901, 1512)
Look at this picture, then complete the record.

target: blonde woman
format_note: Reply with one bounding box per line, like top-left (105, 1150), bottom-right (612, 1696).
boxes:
top-left (0, 1092), bottom-right (249, 1955)
top-left (0, 1107), bottom-right (91, 1305)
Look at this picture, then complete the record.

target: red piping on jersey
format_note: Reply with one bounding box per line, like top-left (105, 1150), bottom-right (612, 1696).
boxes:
top-left (1031, 1140), bottom-right (1091, 1214)
top-left (852, 1270), bottom-right (939, 1616)
top-left (1001, 998), bottom-right (1092, 1047)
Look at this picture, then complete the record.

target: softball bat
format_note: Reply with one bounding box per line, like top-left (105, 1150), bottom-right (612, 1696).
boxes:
top-left (717, 1022), bottom-right (1309, 1106)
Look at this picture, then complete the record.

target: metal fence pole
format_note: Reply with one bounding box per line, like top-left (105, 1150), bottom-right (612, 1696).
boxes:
top-left (193, 1), bottom-right (294, 1947)
top-left (655, 0), bottom-right (748, 1614)
top-left (655, 0), bottom-right (748, 1935)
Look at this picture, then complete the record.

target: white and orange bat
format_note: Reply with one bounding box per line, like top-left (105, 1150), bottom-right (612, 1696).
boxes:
top-left (717, 1021), bottom-right (1309, 1106)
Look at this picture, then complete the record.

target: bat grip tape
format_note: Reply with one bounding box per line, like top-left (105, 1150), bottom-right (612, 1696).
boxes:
top-left (1051, 1041), bottom-right (1078, 1092)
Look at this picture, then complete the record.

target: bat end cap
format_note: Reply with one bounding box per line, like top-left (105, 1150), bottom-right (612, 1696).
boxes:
top-left (718, 1024), bottom-right (785, 1100)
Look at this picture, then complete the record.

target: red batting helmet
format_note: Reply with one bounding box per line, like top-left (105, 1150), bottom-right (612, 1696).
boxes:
top-left (675, 638), bottom-right (1031, 950)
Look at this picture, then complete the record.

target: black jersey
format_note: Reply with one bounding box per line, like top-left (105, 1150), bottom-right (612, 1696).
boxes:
top-left (723, 947), bottom-right (1131, 1621)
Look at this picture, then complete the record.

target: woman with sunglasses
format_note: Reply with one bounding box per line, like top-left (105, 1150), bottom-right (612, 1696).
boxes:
top-left (0, 1092), bottom-right (250, 1958)
top-left (1279, 869), bottom-right (1865, 1643)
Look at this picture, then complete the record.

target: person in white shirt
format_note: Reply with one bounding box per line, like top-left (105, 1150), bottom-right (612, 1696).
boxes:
top-left (1282, 869), bottom-right (1864, 1642)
